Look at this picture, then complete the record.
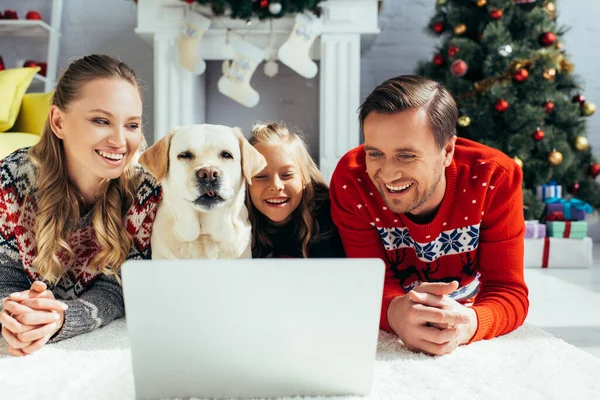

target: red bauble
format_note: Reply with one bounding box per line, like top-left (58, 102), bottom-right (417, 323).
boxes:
top-left (591, 163), bottom-right (600, 179)
top-left (513, 68), bottom-right (529, 83)
top-left (433, 54), bottom-right (444, 66)
top-left (568, 182), bottom-right (580, 195)
top-left (490, 9), bottom-right (503, 20)
top-left (4, 10), bottom-right (18, 19)
top-left (0, 56), bottom-right (5, 71)
top-left (38, 62), bottom-right (47, 76)
top-left (450, 59), bottom-right (468, 77)
top-left (184, 0), bottom-right (194, 3)
top-left (539, 32), bottom-right (557, 47)
top-left (25, 11), bottom-right (42, 20)
top-left (544, 101), bottom-right (555, 113)
top-left (23, 60), bottom-right (38, 68)
top-left (495, 98), bottom-right (509, 112)
top-left (433, 21), bottom-right (444, 34)
top-left (532, 128), bottom-right (545, 141)
top-left (260, 0), bottom-right (269, 8)
top-left (448, 45), bottom-right (459, 57)
top-left (573, 94), bottom-right (585, 104)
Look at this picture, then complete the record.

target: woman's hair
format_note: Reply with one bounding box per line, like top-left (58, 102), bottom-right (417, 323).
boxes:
top-left (28, 54), bottom-right (142, 284)
top-left (247, 122), bottom-right (329, 258)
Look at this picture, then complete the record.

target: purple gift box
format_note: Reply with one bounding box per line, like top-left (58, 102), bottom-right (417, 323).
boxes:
top-left (545, 202), bottom-right (587, 221)
top-left (525, 221), bottom-right (546, 238)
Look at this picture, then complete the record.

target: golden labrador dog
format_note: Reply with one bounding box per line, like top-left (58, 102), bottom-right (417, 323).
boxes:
top-left (139, 124), bottom-right (266, 259)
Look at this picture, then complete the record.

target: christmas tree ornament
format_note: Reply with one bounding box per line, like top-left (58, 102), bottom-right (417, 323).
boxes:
top-left (568, 182), bottom-right (580, 195)
top-left (176, 11), bottom-right (212, 75)
top-left (543, 68), bottom-right (556, 80)
top-left (436, 0), bottom-right (448, 5)
top-left (590, 163), bottom-right (600, 179)
top-left (545, 2), bottom-right (556, 13)
top-left (582, 102), bottom-right (596, 116)
top-left (433, 54), bottom-right (445, 66)
top-left (0, 56), bottom-right (5, 72)
top-left (557, 57), bottom-right (574, 74)
top-left (477, 0), bottom-right (487, 6)
top-left (514, 156), bottom-right (524, 168)
top-left (495, 98), bottom-right (509, 112)
top-left (555, 41), bottom-right (562, 50)
top-left (454, 24), bottom-right (467, 35)
top-left (572, 94), bottom-right (585, 104)
top-left (539, 32), bottom-right (557, 47)
top-left (548, 150), bottom-right (563, 166)
top-left (532, 128), bottom-right (545, 141)
top-left (498, 45), bottom-right (513, 57)
top-left (450, 59), bottom-right (468, 77)
top-left (490, 9), bottom-right (503, 20)
top-left (448, 45), bottom-right (459, 57)
top-left (263, 60), bottom-right (279, 77)
top-left (269, 2), bottom-right (282, 15)
top-left (278, 13), bottom-right (324, 79)
top-left (544, 101), bottom-right (555, 113)
top-left (513, 68), bottom-right (529, 82)
top-left (260, 0), bottom-right (269, 8)
top-left (218, 38), bottom-right (266, 107)
top-left (25, 11), bottom-right (42, 20)
top-left (263, 20), bottom-right (279, 78)
top-left (457, 116), bottom-right (471, 127)
top-left (4, 10), bottom-right (18, 19)
top-left (574, 136), bottom-right (589, 151)
top-left (433, 21), bottom-right (444, 34)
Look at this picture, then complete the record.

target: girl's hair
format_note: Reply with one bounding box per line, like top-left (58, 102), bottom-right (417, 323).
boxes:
top-left (247, 122), bottom-right (329, 258)
top-left (28, 54), bottom-right (142, 284)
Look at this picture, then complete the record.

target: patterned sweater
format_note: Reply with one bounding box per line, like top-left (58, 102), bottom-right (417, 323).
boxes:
top-left (0, 148), bottom-right (161, 342)
top-left (330, 138), bottom-right (528, 342)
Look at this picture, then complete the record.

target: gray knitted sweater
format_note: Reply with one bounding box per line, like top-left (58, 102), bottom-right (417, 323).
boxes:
top-left (0, 148), bottom-right (161, 342)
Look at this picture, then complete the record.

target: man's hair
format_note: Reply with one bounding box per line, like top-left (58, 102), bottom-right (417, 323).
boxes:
top-left (358, 75), bottom-right (458, 149)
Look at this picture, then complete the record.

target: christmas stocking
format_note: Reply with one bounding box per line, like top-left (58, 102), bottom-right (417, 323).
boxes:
top-left (176, 11), bottom-right (211, 75)
top-left (277, 13), bottom-right (324, 79)
top-left (217, 38), bottom-right (265, 108)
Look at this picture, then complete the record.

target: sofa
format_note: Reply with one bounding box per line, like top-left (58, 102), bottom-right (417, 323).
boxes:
top-left (0, 67), bottom-right (52, 160)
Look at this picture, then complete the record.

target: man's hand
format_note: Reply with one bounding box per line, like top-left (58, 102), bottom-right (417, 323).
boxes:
top-left (387, 281), bottom-right (477, 356)
top-left (0, 281), bottom-right (67, 356)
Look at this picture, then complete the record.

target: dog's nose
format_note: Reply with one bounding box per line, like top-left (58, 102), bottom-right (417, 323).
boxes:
top-left (197, 167), bottom-right (220, 182)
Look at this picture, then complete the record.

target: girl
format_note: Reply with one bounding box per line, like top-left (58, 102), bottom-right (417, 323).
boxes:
top-left (247, 122), bottom-right (345, 258)
top-left (0, 55), bottom-right (161, 356)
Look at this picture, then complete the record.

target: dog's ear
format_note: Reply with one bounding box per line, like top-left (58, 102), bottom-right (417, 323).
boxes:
top-left (139, 131), bottom-right (175, 182)
top-left (233, 127), bottom-right (267, 184)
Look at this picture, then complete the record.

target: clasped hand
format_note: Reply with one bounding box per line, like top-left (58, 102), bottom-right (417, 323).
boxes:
top-left (0, 281), bottom-right (68, 356)
top-left (387, 281), bottom-right (478, 356)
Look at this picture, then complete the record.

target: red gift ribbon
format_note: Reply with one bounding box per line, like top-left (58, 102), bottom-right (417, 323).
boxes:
top-left (563, 221), bottom-right (571, 238)
top-left (542, 237), bottom-right (550, 268)
top-left (545, 211), bottom-right (565, 221)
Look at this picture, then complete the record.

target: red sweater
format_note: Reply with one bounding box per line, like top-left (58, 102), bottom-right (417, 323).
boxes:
top-left (330, 138), bottom-right (528, 342)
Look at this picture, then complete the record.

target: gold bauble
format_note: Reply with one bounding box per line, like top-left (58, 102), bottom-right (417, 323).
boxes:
top-left (574, 136), bottom-right (589, 151)
top-left (548, 150), bottom-right (563, 166)
top-left (457, 116), bottom-right (471, 127)
top-left (543, 68), bottom-right (557, 80)
top-left (454, 24), bottom-right (467, 35)
top-left (476, 0), bottom-right (487, 6)
top-left (436, 0), bottom-right (448, 5)
top-left (511, 62), bottom-right (523, 73)
top-left (582, 102), bottom-right (596, 116)
top-left (514, 156), bottom-right (524, 169)
top-left (556, 41), bottom-right (563, 50)
top-left (545, 2), bottom-right (556, 13)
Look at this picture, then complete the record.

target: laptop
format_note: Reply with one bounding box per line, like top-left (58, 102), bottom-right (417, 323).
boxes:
top-left (122, 258), bottom-right (385, 400)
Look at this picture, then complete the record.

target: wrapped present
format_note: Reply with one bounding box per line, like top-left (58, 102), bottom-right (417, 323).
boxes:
top-left (546, 221), bottom-right (588, 239)
top-left (544, 197), bottom-right (593, 221)
top-left (524, 237), bottom-right (593, 268)
top-left (536, 180), bottom-right (562, 201)
top-left (525, 220), bottom-right (546, 238)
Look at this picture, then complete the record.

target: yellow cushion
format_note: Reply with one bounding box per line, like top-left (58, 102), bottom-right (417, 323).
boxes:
top-left (0, 67), bottom-right (41, 132)
top-left (0, 132), bottom-right (40, 160)
top-left (11, 91), bottom-right (54, 136)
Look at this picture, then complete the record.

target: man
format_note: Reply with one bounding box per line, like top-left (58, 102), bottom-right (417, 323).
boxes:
top-left (330, 75), bottom-right (528, 355)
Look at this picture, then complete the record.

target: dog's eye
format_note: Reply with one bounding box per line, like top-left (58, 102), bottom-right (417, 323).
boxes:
top-left (177, 151), bottom-right (194, 160)
top-left (221, 151), bottom-right (233, 159)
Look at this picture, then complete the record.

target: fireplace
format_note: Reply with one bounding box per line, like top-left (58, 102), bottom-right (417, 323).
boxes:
top-left (135, 0), bottom-right (379, 180)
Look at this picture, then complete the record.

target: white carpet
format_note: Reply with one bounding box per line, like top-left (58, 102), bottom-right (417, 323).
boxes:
top-left (1, 319), bottom-right (599, 400)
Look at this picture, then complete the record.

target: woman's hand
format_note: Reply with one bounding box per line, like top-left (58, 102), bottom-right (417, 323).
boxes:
top-left (1, 281), bottom-right (68, 356)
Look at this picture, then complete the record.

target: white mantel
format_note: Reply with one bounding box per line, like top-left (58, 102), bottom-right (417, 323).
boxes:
top-left (136, 0), bottom-right (379, 180)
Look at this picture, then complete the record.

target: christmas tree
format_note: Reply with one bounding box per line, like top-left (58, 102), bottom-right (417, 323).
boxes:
top-left (416, 0), bottom-right (600, 220)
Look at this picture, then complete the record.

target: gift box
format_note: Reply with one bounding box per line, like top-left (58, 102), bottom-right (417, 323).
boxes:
top-left (524, 237), bottom-right (593, 268)
top-left (546, 221), bottom-right (588, 239)
top-left (536, 180), bottom-right (562, 201)
top-left (544, 198), bottom-right (593, 221)
top-left (525, 220), bottom-right (546, 238)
